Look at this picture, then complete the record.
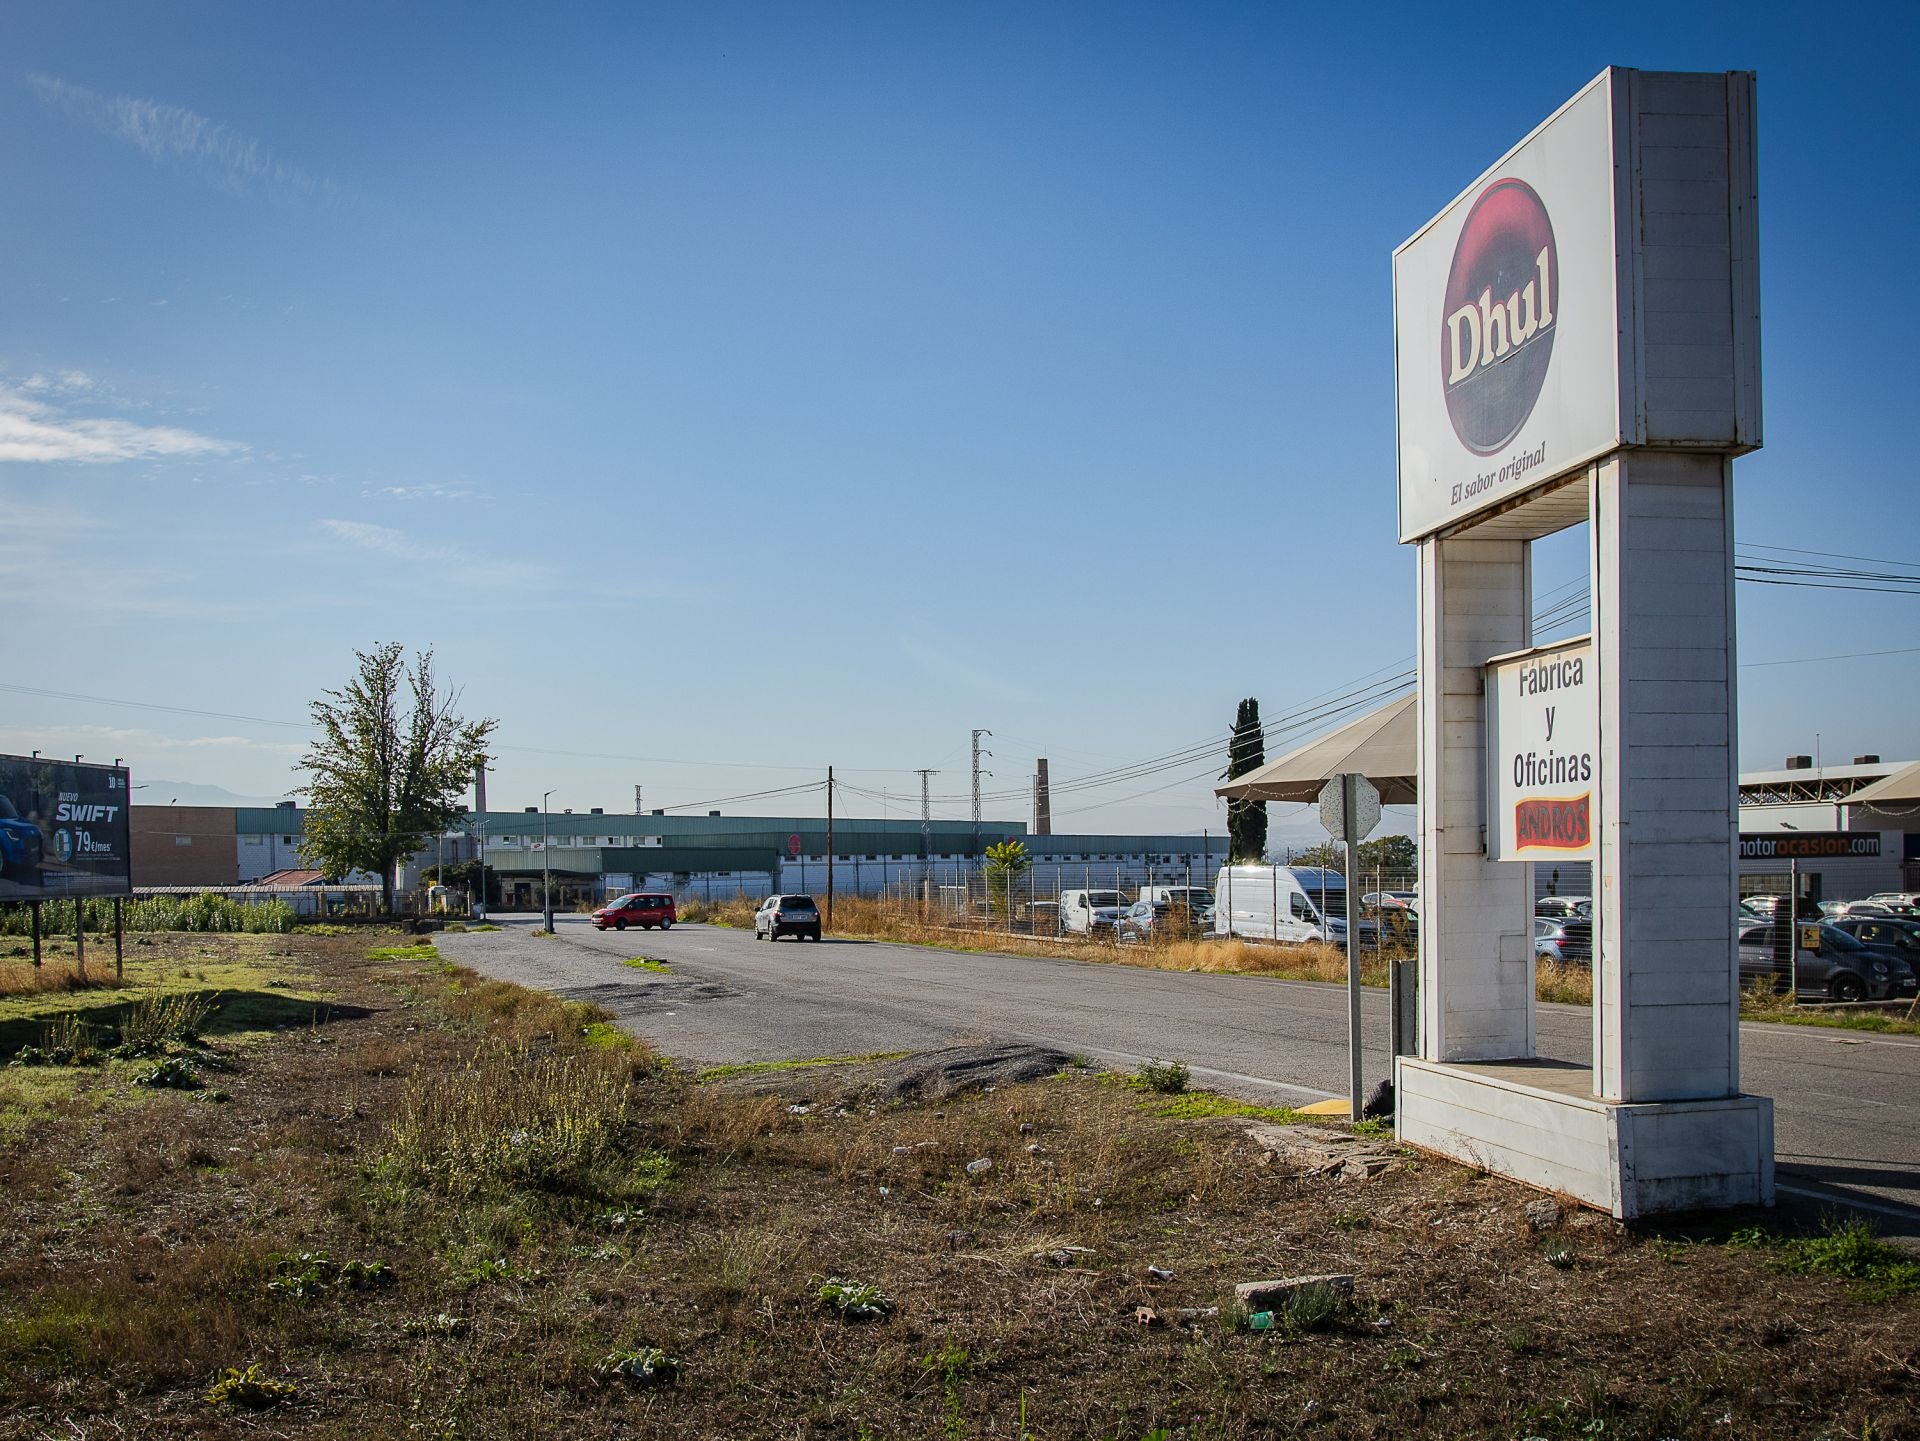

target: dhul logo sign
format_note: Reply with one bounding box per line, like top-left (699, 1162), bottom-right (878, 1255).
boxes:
top-left (1441, 179), bottom-right (1558, 455)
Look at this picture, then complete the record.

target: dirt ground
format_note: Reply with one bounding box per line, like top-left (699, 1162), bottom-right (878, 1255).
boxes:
top-left (0, 929), bottom-right (1915, 1440)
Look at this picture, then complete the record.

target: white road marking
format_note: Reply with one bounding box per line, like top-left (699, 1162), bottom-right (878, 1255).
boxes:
top-left (1775, 1182), bottom-right (1920, 1223)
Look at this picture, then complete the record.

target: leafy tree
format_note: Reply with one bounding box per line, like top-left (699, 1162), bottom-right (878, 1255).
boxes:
top-left (1289, 840), bottom-right (1344, 871)
top-left (1224, 697), bottom-right (1267, 861)
top-left (298, 644), bottom-right (496, 914)
top-left (983, 838), bottom-right (1033, 918)
top-left (1355, 833), bottom-right (1416, 877)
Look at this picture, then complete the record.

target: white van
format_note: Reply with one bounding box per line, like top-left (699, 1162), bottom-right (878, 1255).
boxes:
top-left (1211, 864), bottom-right (1345, 943)
top-left (1059, 888), bottom-right (1127, 936)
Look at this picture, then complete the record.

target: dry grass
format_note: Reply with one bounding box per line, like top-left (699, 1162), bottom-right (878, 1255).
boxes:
top-left (4, 930), bottom-right (1913, 1440)
top-left (0, 962), bottom-right (125, 998)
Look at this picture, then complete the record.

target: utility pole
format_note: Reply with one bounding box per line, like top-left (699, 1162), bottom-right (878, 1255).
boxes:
top-left (971, 729), bottom-right (992, 855)
top-left (825, 766), bottom-right (835, 931)
top-left (634, 784), bottom-right (643, 815)
top-left (1033, 757), bottom-right (1051, 835)
top-left (914, 768), bottom-right (937, 864)
top-left (541, 790), bottom-right (555, 933)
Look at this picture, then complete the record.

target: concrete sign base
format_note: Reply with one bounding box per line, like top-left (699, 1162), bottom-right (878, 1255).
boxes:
top-left (1395, 1057), bottom-right (1773, 1218)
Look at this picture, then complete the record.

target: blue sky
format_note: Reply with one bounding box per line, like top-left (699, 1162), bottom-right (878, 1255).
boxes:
top-left (2, 2), bottom-right (1915, 845)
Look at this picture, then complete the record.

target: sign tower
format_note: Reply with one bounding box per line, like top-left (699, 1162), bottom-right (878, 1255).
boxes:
top-left (1393, 69), bottom-right (1773, 1216)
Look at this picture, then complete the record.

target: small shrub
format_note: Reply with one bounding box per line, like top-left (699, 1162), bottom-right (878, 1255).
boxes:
top-left (206, 1363), bottom-right (297, 1409)
top-left (818, 1277), bottom-right (895, 1322)
top-left (1542, 1237), bottom-right (1577, 1270)
top-left (1135, 1058), bottom-right (1190, 1094)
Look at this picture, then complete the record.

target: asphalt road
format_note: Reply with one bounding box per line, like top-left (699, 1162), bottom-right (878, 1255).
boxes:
top-left (440, 915), bottom-right (1920, 1230)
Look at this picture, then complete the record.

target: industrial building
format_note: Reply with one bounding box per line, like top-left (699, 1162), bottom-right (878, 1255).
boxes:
top-left (126, 801), bottom-right (1226, 910)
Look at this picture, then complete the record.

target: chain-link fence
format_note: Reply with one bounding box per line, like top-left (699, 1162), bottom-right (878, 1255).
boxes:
top-left (797, 860), bottom-right (1420, 949)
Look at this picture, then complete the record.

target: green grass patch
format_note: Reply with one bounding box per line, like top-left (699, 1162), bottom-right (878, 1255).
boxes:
top-left (1141, 1090), bottom-right (1306, 1125)
top-left (1740, 1007), bottom-right (1920, 1037)
top-left (696, 1050), bottom-right (910, 1082)
top-left (469, 923), bottom-right (502, 932)
top-left (366, 944), bottom-right (439, 964)
top-left (580, 1021), bottom-right (629, 1049)
top-left (622, 958), bottom-right (670, 973)
top-left (1729, 1216), bottom-right (1920, 1300)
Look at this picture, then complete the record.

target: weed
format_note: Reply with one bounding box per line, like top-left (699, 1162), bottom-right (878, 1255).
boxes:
top-left (922, 1341), bottom-right (971, 1439)
top-left (469, 923), bottom-right (502, 932)
top-left (1542, 1236), bottom-right (1577, 1269)
top-left (1729, 1216), bottom-right (1920, 1299)
top-left (598, 1345), bottom-right (679, 1387)
top-left (267, 1251), bottom-right (393, 1299)
top-left (819, 1277), bottom-right (895, 1322)
top-left (1331, 1208), bottom-right (1370, 1232)
top-left (1281, 1281), bottom-right (1345, 1333)
top-left (384, 1045), bottom-right (633, 1197)
top-left (205, 1362), bottom-right (298, 1409)
top-left (1135, 1058), bottom-right (1190, 1094)
top-left (117, 992), bottom-right (219, 1049)
top-left (1350, 1117), bottom-right (1393, 1139)
top-left (132, 1056), bottom-right (202, 1090)
top-left (622, 957), bottom-right (670, 973)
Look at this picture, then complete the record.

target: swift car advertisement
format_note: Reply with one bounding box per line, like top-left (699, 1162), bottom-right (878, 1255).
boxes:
top-left (0, 754), bottom-right (133, 901)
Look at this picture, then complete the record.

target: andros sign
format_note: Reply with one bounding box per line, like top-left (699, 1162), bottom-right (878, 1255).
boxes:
top-left (1486, 639), bottom-right (1596, 862)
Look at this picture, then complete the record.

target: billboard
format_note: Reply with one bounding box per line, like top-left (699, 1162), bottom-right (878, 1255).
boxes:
top-left (1395, 68), bottom-right (1761, 541)
top-left (0, 754), bottom-right (133, 901)
top-left (1738, 833), bottom-right (1881, 861)
top-left (1486, 638), bottom-right (1595, 861)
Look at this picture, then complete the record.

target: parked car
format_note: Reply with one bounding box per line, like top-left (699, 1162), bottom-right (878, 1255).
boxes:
top-left (754, 893), bottom-right (822, 942)
top-left (1534, 916), bottom-right (1593, 965)
top-left (1830, 899), bottom-right (1920, 919)
top-left (1134, 885), bottom-right (1216, 931)
top-left (591, 892), bottom-right (677, 931)
top-left (1831, 915), bottom-right (1920, 967)
top-left (1535, 896), bottom-right (1591, 921)
top-left (0, 793), bottom-right (43, 885)
top-left (1737, 922), bottom-right (1917, 1002)
top-left (1116, 899), bottom-right (1170, 944)
top-left (1363, 890), bottom-right (1418, 910)
top-left (1866, 893), bottom-right (1920, 910)
top-left (1059, 889), bottom-right (1127, 936)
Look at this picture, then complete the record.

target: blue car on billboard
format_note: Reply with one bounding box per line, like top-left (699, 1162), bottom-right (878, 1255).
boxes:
top-left (0, 792), bottom-right (44, 884)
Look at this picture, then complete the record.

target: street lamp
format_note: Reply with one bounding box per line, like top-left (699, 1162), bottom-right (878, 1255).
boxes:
top-left (542, 790), bottom-right (555, 932)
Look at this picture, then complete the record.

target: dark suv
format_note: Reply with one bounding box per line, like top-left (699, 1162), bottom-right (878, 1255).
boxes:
top-left (754, 894), bottom-right (822, 942)
top-left (0, 794), bottom-right (43, 884)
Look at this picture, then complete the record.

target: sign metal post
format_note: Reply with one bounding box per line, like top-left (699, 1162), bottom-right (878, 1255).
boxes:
top-left (1319, 773), bottom-right (1380, 1120)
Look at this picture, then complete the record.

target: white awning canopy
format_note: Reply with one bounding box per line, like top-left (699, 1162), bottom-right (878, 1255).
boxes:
top-left (1846, 760), bottom-right (1920, 809)
top-left (1214, 692), bottom-right (1418, 806)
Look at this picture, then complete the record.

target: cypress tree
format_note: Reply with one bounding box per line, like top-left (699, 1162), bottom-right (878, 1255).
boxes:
top-left (1225, 697), bottom-right (1268, 861)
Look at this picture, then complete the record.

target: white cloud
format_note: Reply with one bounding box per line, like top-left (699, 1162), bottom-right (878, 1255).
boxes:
top-left (0, 383), bottom-right (239, 464)
top-left (27, 71), bottom-right (336, 201)
top-left (377, 483), bottom-right (485, 502)
top-left (318, 517), bottom-right (551, 593)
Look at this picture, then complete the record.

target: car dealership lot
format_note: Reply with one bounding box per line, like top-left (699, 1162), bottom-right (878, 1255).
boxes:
top-left (441, 914), bottom-right (1920, 1228)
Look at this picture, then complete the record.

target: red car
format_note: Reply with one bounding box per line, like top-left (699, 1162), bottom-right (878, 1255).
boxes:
top-left (592, 893), bottom-right (677, 931)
